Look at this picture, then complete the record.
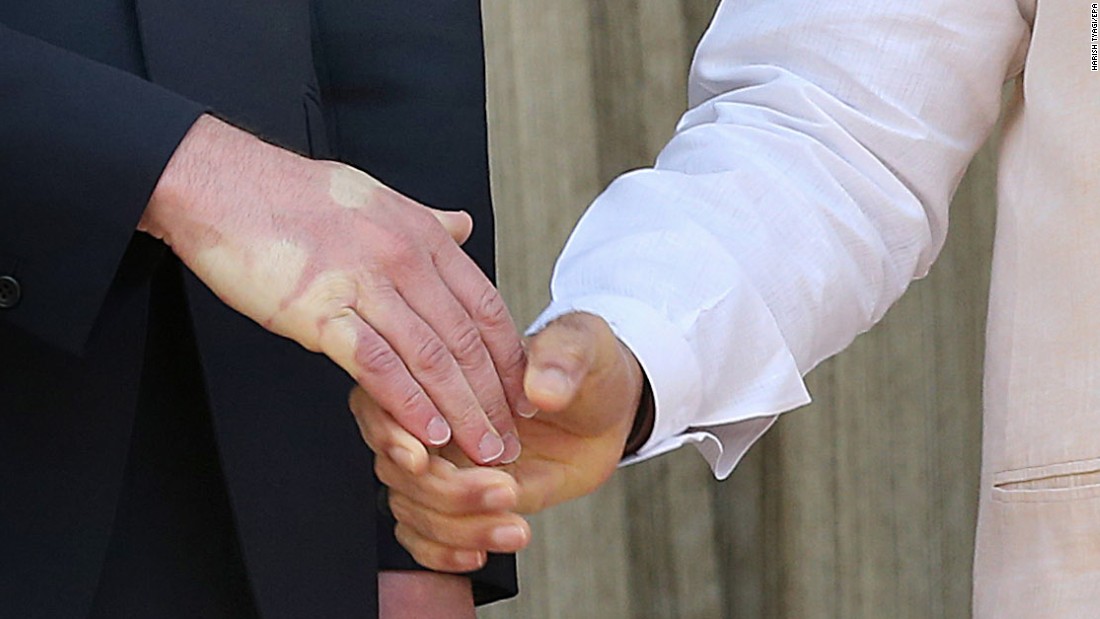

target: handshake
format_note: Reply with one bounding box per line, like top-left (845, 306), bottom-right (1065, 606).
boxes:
top-left (353, 307), bottom-right (647, 573)
top-left (142, 115), bottom-right (653, 573)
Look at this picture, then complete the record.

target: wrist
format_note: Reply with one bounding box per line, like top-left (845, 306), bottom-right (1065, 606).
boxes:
top-left (623, 372), bottom-right (655, 456)
top-left (141, 114), bottom-right (220, 240)
top-left (139, 114), bottom-right (303, 248)
top-left (612, 338), bottom-right (652, 457)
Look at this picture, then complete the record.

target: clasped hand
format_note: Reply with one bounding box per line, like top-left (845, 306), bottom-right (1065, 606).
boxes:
top-left (141, 115), bottom-right (533, 466)
top-left (352, 312), bottom-right (645, 572)
top-left (142, 116), bottom-right (644, 568)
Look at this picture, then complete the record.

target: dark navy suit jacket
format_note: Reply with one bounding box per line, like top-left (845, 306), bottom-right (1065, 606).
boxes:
top-left (0, 1), bottom-right (516, 617)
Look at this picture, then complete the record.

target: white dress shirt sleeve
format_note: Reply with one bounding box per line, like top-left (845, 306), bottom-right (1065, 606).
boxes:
top-left (529, 0), bottom-right (1032, 478)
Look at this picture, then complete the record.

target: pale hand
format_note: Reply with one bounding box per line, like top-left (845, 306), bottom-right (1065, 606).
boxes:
top-left (141, 115), bottom-right (532, 464)
top-left (352, 312), bottom-right (644, 572)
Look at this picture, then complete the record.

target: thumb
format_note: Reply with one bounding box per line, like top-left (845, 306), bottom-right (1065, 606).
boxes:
top-left (524, 313), bottom-right (605, 413)
top-left (429, 209), bottom-right (474, 245)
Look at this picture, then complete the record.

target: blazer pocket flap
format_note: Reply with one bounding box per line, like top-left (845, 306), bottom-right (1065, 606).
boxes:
top-left (993, 457), bottom-right (1100, 502)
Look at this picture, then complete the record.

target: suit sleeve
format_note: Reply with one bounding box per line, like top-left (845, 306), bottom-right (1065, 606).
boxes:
top-left (0, 23), bottom-right (205, 354)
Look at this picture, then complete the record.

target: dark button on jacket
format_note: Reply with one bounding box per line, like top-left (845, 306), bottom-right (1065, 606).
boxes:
top-left (0, 275), bottom-right (20, 308)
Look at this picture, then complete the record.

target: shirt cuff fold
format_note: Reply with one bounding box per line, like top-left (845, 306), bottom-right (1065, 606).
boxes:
top-left (530, 292), bottom-right (810, 479)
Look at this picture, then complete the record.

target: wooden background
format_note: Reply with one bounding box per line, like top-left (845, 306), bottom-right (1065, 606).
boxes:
top-left (480, 1), bottom-right (999, 617)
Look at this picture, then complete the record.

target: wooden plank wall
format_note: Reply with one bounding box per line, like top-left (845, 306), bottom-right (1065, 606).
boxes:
top-left (480, 1), bottom-right (999, 617)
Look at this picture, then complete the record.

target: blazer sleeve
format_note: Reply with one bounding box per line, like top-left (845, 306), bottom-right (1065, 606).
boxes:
top-left (0, 23), bottom-right (206, 354)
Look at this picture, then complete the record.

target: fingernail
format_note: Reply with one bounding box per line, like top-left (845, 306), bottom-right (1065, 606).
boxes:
top-left (478, 432), bottom-right (505, 463)
top-left (483, 485), bottom-right (517, 511)
top-left (516, 395), bottom-right (539, 419)
top-left (426, 417), bottom-right (451, 446)
top-left (533, 367), bottom-right (571, 398)
top-left (501, 432), bottom-right (521, 464)
top-left (454, 551), bottom-right (486, 570)
top-left (490, 525), bottom-right (528, 549)
top-left (387, 446), bottom-right (418, 474)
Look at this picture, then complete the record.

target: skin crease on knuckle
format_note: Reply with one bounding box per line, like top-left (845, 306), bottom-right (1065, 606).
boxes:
top-left (389, 470), bottom-right (528, 545)
top-left (315, 310), bottom-right (364, 368)
top-left (421, 477), bottom-right (490, 514)
top-left (390, 455), bottom-right (505, 513)
top-left (348, 334), bottom-right (440, 430)
top-left (375, 467), bottom-right (431, 513)
top-left (412, 336), bottom-right (456, 379)
top-left (354, 332), bottom-right (405, 378)
top-left (387, 465), bottom-right (461, 508)
top-left (374, 460), bottom-right (402, 492)
top-left (390, 495), bottom-right (449, 545)
top-left (450, 322), bottom-right (487, 368)
top-left (391, 485), bottom-right (463, 532)
top-left (395, 388), bottom-right (433, 423)
top-left (546, 340), bottom-right (589, 377)
top-left (472, 284), bottom-right (510, 330)
top-left (396, 526), bottom-right (482, 573)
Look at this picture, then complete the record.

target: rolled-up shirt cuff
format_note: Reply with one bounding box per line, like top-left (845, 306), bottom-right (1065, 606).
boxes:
top-left (529, 293), bottom-right (810, 479)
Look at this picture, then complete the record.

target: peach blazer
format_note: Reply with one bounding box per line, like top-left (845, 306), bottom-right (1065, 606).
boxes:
top-left (975, 2), bottom-right (1100, 616)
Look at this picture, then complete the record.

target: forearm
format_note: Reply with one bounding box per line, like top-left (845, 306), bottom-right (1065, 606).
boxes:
top-left (379, 571), bottom-right (475, 619)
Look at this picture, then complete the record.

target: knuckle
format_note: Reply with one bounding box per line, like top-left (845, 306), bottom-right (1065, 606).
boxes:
top-left (374, 458), bottom-right (397, 487)
top-left (480, 392), bottom-right (512, 427)
top-left (411, 207), bottom-right (444, 234)
top-left (559, 311), bottom-right (600, 334)
top-left (397, 388), bottom-right (429, 417)
top-left (472, 286), bottom-right (510, 328)
top-left (430, 479), bottom-right (476, 512)
top-left (316, 310), bottom-right (355, 353)
top-left (450, 322), bottom-right (485, 365)
top-left (393, 525), bottom-right (439, 568)
top-left (432, 485), bottom-right (463, 510)
top-left (348, 388), bottom-right (378, 419)
top-left (477, 527), bottom-right (502, 549)
top-left (355, 340), bottom-right (402, 377)
top-left (413, 336), bottom-right (453, 376)
top-left (485, 401), bottom-right (511, 426)
top-left (499, 340), bottom-right (528, 375)
top-left (410, 547), bottom-right (445, 572)
top-left (433, 548), bottom-right (471, 574)
top-left (375, 231), bottom-right (419, 270)
top-left (549, 341), bottom-right (588, 373)
top-left (444, 401), bottom-right (481, 431)
top-left (354, 415), bottom-right (376, 448)
top-left (459, 485), bottom-right (489, 511)
top-left (388, 494), bottom-right (420, 528)
top-left (398, 506), bottom-right (445, 543)
top-left (459, 551), bottom-right (487, 572)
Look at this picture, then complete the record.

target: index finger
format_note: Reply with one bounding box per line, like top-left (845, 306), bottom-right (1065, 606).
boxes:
top-left (432, 240), bottom-right (535, 422)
